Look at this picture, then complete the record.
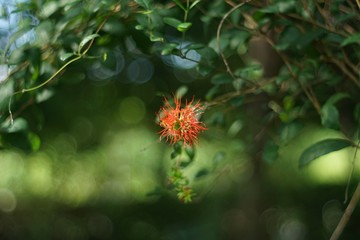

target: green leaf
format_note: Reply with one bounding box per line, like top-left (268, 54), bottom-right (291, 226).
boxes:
top-left (298, 138), bottom-right (352, 168)
top-left (160, 43), bottom-right (178, 55)
top-left (135, 0), bottom-right (152, 9)
top-left (28, 132), bottom-right (41, 151)
top-left (194, 168), bottom-right (209, 179)
top-left (59, 52), bottom-right (74, 61)
top-left (163, 17), bottom-right (182, 29)
top-left (78, 34), bottom-right (100, 53)
top-left (179, 158), bottom-right (194, 168)
top-left (186, 43), bottom-right (205, 50)
top-left (135, 24), bottom-right (145, 30)
top-left (171, 142), bottom-right (182, 159)
top-left (227, 120), bottom-right (243, 137)
top-left (149, 33), bottom-right (164, 42)
top-left (320, 93), bottom-right (349, 129)
top-left (1, 118), bottom-right (28, 133)
top-left (172, 0), bottom-right (186, 11)
top-left (211, 73), bottom-right (233, 85)
top-left (205, 85), bottom-right (220, 100)
top-left (327, 92), bottom-right (350, 105)
top-left (177, 22), bottom-right (192, 32)
top-left (39, 1), bottom-right (59, 18)
top-left (341, 33), bottom-right (360, 46)
top-left (295, 29), bottom-right (325, 49)
top-left (190, 0), bottom-right (201, 9)
top-left (280, 121), bottom-right (303, 142)
top-left (259, 0), bottom-right (296, 13)
top-left (1, 131), bottom-right (40, 152)
top-left (175, 85), bottom-right (188, 99)
top-left (212, 151), bottom-right (225, 169)
top-left (321, 104), bottom-right (340, 129)
top-left (36, 89), bottom-right (54, 103)
top-left (5, 25), bottom-right (34, 54)
top-left (232, 78), bottom-right (244, 91)
top-left (234, 64), bottom-right (263, 81)
top-left (275, 27), bottom-right (301, 50)
top-left (229, 96), bottom-right (244, 107)
top-left (262, 140), bottom-right (279, 164)
top-left (185, 145), bottom-right (195, 160)
top-left (209, 36), bottom-right (229, 54)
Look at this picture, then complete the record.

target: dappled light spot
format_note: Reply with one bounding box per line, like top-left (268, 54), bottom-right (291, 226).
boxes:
top-left (260, 208), bottom-right (283, 236)
top-left (118, 97), bottom-right (146, 125)
top-left (260, 208), bottom-right (307, 240)
top-left (322, 200), bottom-right (342, 233)
top-left (126, 57), bottom-right (154, 84)
top-left (70, 117), bottom-right (94, 146)
top-left (0, 64), bottom-right (9, 82)
top-left (0, 188), bottom-right (16, 212)
top-left (0, 151), bottom-right (24, 188)
top-left (278, 218), bottom-right (307, 240)
top-left (161, 42), bottom-right (201, 70)
top-left (171, 48), bottom-right (201, 69)
top-left (52, 133), bottom-right (78, 155)
top-left (307, 149), bottom-right (350, 184)
top-left (0, 0), bottom-right (38, 84)
top-left (26, 153), bottom-right (53, 197)
top-left (88, 48), bottom-right (125, 83)
top-left (57, 161), bottom-right (97, 207)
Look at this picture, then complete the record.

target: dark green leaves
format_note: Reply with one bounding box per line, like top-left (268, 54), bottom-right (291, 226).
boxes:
top-left (163, 17), bottom-right (192, 32)
top-left (320, 93), bottom-right (349, 130)
top-left (135, 0), bottom-right (152, 9)
top-left (1, 118), bottom-right (28, 133)
top-left (211, 73), bottom-right (232, 85)
top-left (341, 33), bottom-right (360, 46)
top-left (259, 0), bottom-right (296, 13)
top-left (78, 34), bottom-right (100, 53)
top-left (298, 138), bottom-right (352, 168)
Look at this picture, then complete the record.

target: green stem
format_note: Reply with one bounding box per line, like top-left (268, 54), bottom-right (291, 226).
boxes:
top-left (20, 55), bottom-right (82, 93)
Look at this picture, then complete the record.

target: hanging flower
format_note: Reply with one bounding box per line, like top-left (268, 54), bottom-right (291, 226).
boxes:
top-left (157, 96), bottom-right (207, 146)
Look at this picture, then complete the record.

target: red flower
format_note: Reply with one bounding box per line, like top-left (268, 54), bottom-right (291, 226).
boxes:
top-left (157, 97), bottom-right (207, 146)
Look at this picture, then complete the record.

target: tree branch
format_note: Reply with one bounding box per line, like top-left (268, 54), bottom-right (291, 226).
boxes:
top-left (216, 0), bottom-right (251, 81)
top-left (330, 182), bottom-right (360, 240)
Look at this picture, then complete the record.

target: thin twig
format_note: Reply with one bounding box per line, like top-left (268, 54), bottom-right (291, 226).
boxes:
top-left (261, 34), bottom-right (322, 114)
top-left (330, 58), bottom-right (360, 88)
top-left (330, 182), bottom-right (360, 240)
top-left (7, 5), bottom-right (120, 125)
top-left (216, 0), bottom-right (251, 80)
top-left (344, 140), bottom-right (360, 203)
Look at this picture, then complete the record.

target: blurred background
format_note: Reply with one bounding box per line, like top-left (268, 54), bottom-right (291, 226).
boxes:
top-left (1, 0), bottom-right (360, 239)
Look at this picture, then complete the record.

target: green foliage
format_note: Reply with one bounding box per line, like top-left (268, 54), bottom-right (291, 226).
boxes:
top-left (0, 0), bottom-right (360, 207)
top-left (298, 138), bottom-right (353, 168)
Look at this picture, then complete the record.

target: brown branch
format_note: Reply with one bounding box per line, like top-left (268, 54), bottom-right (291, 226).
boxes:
top-left (330, 58), bottom-right (360, 88)
top-left (330, 182), bottom-right (360, 240)
top-left (216, 0), bottom-right (251, 81)
top-left (261, 34), bottom-right (322, 114)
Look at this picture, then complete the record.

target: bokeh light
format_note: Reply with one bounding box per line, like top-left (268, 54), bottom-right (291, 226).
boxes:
top-left (0, 188), bottom-right (17, 212)
top-left (88, 48), bottom-right (125, 83)
top-left (126, 57), bottom-right (154, 84)
top-left (117, 97), bottom-right (146, 125)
